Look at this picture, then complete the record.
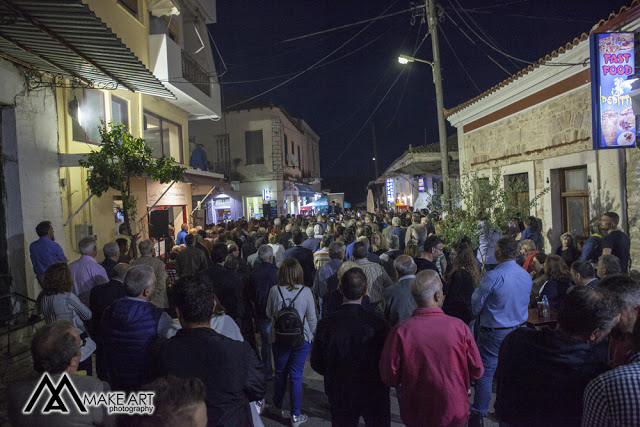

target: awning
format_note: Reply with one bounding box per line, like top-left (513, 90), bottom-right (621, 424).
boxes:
top-left (0, 0), bottom-right (174, 98)
top-left (182, 169), bottom-right (224, 186)
top-left (294, 183), bottom-right (315, 198)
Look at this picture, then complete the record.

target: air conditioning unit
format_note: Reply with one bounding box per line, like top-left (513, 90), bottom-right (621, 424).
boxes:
top-left (75, 224), bottom-right (96, 250)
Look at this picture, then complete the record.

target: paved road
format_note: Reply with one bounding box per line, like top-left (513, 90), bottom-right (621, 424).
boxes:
top-left (257, 358), bottom-right (498, 427)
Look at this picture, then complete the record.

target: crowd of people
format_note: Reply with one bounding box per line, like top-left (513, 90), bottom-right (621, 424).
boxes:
top-left (15, 209), bottom-right (638, 426)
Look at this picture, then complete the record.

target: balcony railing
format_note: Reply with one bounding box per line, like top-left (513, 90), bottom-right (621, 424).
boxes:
top-left (181, 50), bottom-right (211, 96)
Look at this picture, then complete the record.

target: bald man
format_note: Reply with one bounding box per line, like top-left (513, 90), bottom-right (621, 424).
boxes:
top-left (379, 270), bottom-right (484, 427)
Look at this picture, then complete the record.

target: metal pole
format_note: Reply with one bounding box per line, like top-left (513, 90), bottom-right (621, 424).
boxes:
top-left (63, 194), bottom-right (93, 226)
top-left (426, 0), bottom-right (450, 205)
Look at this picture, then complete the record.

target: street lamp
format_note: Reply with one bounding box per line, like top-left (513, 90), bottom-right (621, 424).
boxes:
top-left (397, 50), bottom-right (450, 206)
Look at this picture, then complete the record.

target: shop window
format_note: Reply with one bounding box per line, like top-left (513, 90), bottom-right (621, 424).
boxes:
top-left (560, 167), bottom-right (588, 237)
top-left (245, 130), bottom-right (264, 165)
top-left (70, 88), bottom-right (105, 144)
top-left (143, 111), bottom-right (183, 163)
top-left (118, 0), bottom-right (139, 19)
top-left (111, 96), bottom-right (129, 128)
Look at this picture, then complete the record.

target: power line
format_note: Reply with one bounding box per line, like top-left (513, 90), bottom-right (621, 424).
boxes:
top-left (280, 5), bottom-right (423, 43)
top-left (327, 33), bottom-right (430, 170)
top-left (220, 26), bottom-right (393, 86)
top-left (439, 23), bottom-right (481, 94)
top-left (227, 0), bottom-right (400, 109)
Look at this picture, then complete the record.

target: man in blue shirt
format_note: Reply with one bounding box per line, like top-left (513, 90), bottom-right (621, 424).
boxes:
top-left (176, 224), bottom-right (189, 246)
top-left (29, 220), bottom-right (66, 285)
top-left (469, 236), bottom-right (532, 427)
top-left (189, 144), bottom-right (208, 171)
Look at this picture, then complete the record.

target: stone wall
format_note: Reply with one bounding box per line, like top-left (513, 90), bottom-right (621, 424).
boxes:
top-left (463, 87), bottom-right (593, 172)
top-left (626, 148), bottom-right (640, 270)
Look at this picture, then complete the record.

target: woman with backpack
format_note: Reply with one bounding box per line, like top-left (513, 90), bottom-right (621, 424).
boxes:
top-left (265, 258), bottom-right (317, 427)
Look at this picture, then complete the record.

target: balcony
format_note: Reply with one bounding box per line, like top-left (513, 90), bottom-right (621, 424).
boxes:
top-left (149, 34), bottom-right (221, 120)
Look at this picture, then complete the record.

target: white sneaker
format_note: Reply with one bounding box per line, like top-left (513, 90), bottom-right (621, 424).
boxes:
top-left (292, 413), bottom-right (308, 427)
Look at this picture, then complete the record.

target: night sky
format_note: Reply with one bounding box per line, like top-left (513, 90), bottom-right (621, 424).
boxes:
top-left (210, 0), bottom-right (629, 203)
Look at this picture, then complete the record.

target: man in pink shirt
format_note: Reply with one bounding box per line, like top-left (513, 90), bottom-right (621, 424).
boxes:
top-left (379, 269), bottom-right (484, 427)
top-left (69, 236), bottom-right (109, 306)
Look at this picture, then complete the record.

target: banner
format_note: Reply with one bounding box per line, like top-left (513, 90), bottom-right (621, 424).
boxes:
top-left (590, 32), bottom-right (636, 149)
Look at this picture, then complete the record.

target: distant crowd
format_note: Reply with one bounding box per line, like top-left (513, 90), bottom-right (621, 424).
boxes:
top-left (13, 209), bottom-right (638, 426)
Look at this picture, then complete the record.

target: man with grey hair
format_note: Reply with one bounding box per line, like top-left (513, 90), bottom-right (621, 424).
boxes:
top-left (130, 239), bottom-right (169, 308)
top-left (380, 235), bottom-right (403, 279)
top-left (597, 254), bottom-right (622, 279)
top-left (388, 216), bottom-right (406, 251)
top-left (302, 226), bottom-right (321, 252)
top-left (69, 236), bottom-right (109, 306)
top-left (250, 244), bottom-right (278, 379)
top-left (314, 241), bottom-right (346, 317)
top-left (8, 320), bottom-right (111, 426)
top-left (404, 212), bottom-right (422, 247)
top-left (100, 241), bottom-right (120, 279)
top-left (100, 265), bottom-right (172, 391)
top-left (379, 255), bottom-right (418, 326)
top-left (380, 270), bottom-right (483, 427)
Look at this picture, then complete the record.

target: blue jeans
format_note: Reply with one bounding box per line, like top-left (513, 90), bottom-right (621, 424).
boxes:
top-left (471, 328), bottom-right (514, 416)
top-left (272, 341), bottom-right (311, 416)
top-left (256, 319), bottom-right (272, 379)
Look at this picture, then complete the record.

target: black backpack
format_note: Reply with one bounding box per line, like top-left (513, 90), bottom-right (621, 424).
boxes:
top-left (273, 286), bottom-right (306, 348)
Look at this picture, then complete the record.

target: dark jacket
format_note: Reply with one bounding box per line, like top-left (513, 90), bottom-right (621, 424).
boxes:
top-left (380, 275), bottom-right (417, 327)
top-left (196, 242), bottom-right (214, 267)
top-left (202, 264), bottom-right (245, 324)
top-left (100, 298), bottom-right (165, 392)
top-left (495, 327), bottom-right (609, 426)
top-left (241, 241), bottom-right (257, 260)
top-left (89, 279), bottom-right (126, 339)
top-left (285, 245), bottom-right (315, 287)
top-left (555, 245), bottom-right (580, 268)
top-left (100, 258), bottom-right (118, 279)
top-left (539, 279), bottom-right (571, 309)
top-left (311, 304), bottom-right (390, 415)
top-left (322, 289), bottom-right (377, 318)
top-left (442, 269), bottom-right (475, 324)
top-left (152, 327), bottom-right (265, 427)
top-left (250, 261), bottom-right (278, 320)
top-left (279, 232), bottom-right (292, 250)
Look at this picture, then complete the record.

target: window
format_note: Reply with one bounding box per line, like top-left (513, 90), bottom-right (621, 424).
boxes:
top-left (111, 96), bottom-right (129, 128)
top-left (118, 0), bottom-right (138, 19)
top-left (215, 134), bottom-right (229, 162)
top-left (297, 145), bottom-right (301, 170)
top-left (70, 88), bottom-right (105, 144)
top-left (505, 173), bottom-right (529, 208)
top-left (284, 134), bottom-right (288, 163)
top-left (245, 130), bottom-right (264, 165)
top-left (143, 111), bottom-right (183, 163)
top-left (560, 167), bottom-right (589, 237)
top-left (291, 141), bottom-right (295, 154)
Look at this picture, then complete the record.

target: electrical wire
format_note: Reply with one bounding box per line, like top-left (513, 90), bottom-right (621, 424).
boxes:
top-left (327, 33), bottom-right (430, 170)
top-left (204, 24), bottom-right (228, 77)
top-left (318, 22), bottom-right (415, 136)
top-left (227, 0), bottom-right (400, 109)
top-left (280, 5), bottom-right (424, 43)
top-left (439, 23), bottom-right (481, 94)
top-left (464, 9), bottom-right (594, 24)
top-left (220, 26), bottom-right (394, 86)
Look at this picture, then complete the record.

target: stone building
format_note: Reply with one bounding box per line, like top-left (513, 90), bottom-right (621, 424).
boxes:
top-left (189, 100), bottom-right (322, 217)
top-left (446, 3), bottom-right (639, 267)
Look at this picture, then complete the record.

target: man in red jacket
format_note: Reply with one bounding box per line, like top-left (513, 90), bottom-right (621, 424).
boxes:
top-left (379, 269), bottom-right (484, 427)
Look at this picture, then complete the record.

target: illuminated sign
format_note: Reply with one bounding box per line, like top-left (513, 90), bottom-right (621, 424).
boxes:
top-left (263, 189), bottom-right (272, 201)
top-left (386, 178), bottom-right (394, 203)
top-left (590, 32), bottom-right (636, 149)
top-left (418, 178), bottom-right (425, 193)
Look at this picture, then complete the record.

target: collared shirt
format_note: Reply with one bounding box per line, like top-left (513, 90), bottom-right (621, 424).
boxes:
top-left (125, 296), bottom-right (173, 336)
top-left (583, 353), bottom-right (640, 426)
top-left (176, 230), bottom-right (188, 246)
top-left (471, 260), bottom-right (532, 328)
top-left (379, 307), bottom-right (484, 427)
top-left (476, 222), bottom-right (501, 266)
top-left (69, 255), bottom-right (109, 306)
top-left (313, 258), bottom-right (342, 298)
top-left (29, 236), bottom-right (67, 276)
top-left (354, 259), bottom-right (394, 303)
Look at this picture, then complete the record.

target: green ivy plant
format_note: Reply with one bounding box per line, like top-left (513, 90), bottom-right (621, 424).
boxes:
top-left (79, 122), bottom-right (186, 258)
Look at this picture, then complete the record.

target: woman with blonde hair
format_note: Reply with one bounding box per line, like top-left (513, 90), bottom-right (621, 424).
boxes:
top-left (268, 233), bottom-right (285, 267)
top-left (371, 232), bottom-right (388, 256)
top-left (265, 259), bottom-right (317, 425)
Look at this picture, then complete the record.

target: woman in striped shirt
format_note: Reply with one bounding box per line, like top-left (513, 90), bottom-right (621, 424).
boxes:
top-left (35, 261), bottom-right (94, 374)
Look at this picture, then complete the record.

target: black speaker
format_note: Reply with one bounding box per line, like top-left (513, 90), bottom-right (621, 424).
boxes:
top-left (149, 210), bottom-right (169, 239)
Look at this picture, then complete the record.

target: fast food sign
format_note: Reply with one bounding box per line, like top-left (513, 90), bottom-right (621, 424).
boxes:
top-left (590, 32), bottom-right (636, 149)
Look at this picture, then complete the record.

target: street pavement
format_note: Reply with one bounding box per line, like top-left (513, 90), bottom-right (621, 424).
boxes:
top-left (258, 357), bottom-right (499, 426)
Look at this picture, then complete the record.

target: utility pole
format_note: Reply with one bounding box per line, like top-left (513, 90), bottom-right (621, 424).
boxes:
top-left (426, 0), bottom-right (450, 205)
